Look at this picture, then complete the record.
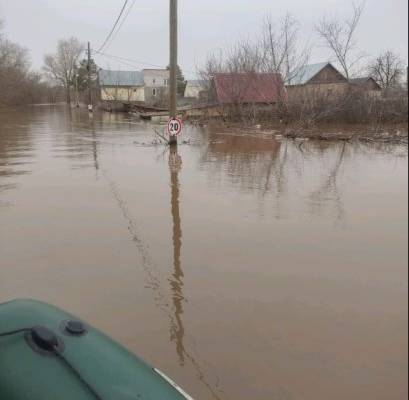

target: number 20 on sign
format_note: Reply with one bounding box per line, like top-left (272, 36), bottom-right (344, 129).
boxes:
top-left (167, 118), bottom-right (183, 136)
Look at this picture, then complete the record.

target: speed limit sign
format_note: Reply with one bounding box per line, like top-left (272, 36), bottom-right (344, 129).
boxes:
top-left (167, 117), bottom-right (183, 136)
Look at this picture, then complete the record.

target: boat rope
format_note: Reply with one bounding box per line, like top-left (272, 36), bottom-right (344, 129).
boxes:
top-left (0, 328), bottom-right (31, 337)
top-left (0, 328), bottom-right (104, 400)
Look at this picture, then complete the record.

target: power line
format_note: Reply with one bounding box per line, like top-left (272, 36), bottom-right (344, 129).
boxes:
top-left (94, 50), bottom-right (197, 75)
top-left (95, 53), bottom-right (143, 71)
top-left (105, 0), bottom-right (137, 52)
top-left (94, 50), bottom-right (166, 69)
top-left (97, 0), bottom-right (129, 53)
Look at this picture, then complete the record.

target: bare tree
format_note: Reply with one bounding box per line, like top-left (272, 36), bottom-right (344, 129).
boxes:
top-left (0, 20), bottom-right (33, 105)
top-left (43, 37), bottom-right (84, 104)
top-left (261, 13), bottom-right (310, 84)
top-left (198, 41), bottom-right (263, 118)
top-left (368, 50), bottom-right (405, 90)
top-left (316, 2), bottom-right (365, 79)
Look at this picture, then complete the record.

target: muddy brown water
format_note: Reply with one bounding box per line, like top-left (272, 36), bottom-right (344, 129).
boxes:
top-left (0, 106), bottom-right (407, 400)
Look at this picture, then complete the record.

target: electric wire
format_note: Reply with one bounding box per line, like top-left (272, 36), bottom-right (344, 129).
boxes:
top-left (97, 0), bottom-right (129, 53)
top-left (104, 0), bottom-right (137, 52)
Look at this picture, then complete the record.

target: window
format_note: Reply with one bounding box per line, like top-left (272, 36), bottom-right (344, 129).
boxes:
top-left (153, 79), bottom-right (156, 85)
top-left (152, 88), bottom-right (157, 97)
top-left (164, 79), bottom-right (169, 86)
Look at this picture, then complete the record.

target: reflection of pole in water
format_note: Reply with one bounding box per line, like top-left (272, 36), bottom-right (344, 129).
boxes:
top-left (168, 149), bottom-right (227, 399)
top-left (88, 118), bottom-right (99, 172)
top-left (88, 114), bottom-right (99, 171)
top-left (168, 146), bottom-right (185, 365)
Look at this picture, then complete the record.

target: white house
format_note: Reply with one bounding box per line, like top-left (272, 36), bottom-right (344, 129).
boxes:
top-left (184, 80), bottom-right (206, 99)
top-left (142, 69), bottom-right (170, 106)
top-left (99, 70), bottom-right (145, 102)
top-left (98, 69), bottom-right (170, 107)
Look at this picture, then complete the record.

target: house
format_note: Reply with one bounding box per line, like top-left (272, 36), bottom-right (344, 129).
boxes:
top-left (184, 80), bottom-right (207, 99)
top-left (211, 73), bottom-right (286, 105)
top-left (99, 70), bottom-right (145, 103)
top-left (286, 62), bottom-right (349, 99)
top-left (350, 77), bottom-right (382, 97)
top-left (98, 68), bottom-right (169, 108)
top-left (142, 69), bottom-right (170, 107)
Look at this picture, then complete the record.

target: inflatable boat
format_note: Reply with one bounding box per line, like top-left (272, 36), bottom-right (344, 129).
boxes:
top-left (0, 299), bottom-right (194, 400)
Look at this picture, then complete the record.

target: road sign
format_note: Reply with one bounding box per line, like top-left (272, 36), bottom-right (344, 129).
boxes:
top-left (167, 117), bottom-right (183, 136)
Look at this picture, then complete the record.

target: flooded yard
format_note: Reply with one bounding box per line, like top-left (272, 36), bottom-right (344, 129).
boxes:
top-left (0, 106), bottom-right (407, 400)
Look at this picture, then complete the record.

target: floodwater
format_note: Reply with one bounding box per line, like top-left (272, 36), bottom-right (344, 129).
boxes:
top-left (0, 106), bottom-right (407, 400)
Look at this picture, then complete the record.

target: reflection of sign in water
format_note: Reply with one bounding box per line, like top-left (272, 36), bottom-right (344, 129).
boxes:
top-left (167, 117), bottom-right (183, 136)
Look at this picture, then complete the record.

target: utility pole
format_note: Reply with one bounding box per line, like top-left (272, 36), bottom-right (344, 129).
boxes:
top-left (87, 42), bottom-right (93, 112)
top-left (169, 0), bottom-right (178, 146)
top-left (75, 73), bottom-right (80, 108)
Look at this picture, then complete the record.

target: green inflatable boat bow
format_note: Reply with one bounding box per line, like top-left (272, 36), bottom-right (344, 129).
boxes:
top-left (0, 299), bottom-right (194, 400)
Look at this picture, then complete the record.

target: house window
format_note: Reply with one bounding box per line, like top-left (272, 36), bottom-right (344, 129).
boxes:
top-left (153, 79), bottom-right (156, 85)
top-left (164, 79), bottom-right (169, 86)
top-left (152, 88), bottom-right (157, 97)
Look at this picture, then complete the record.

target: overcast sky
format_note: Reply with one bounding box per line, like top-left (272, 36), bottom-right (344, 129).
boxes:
top-left (0, 0), bottom-right (408, 78)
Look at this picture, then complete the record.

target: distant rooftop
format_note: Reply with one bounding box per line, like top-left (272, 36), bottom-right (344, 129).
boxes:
top-left (288, 62), bottom-right (333, 86)
top-left (213, 73), bottom-right (285, 104)
top-left (186, 80), bottom-right (206, 87)
top-left (99, 69), bottom-right (144, 86)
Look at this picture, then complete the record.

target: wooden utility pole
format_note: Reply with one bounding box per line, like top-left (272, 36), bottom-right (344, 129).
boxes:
top-left (169, 0), bottom-right (178, 146)
top-left (87, 42), bottom-right (93, 112)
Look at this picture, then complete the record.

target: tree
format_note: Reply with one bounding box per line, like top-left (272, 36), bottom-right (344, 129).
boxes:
top-left (167, 64), bottom-right (187, 96)
top-left (261, 13), bottom-right (310, 84)
top-left (368, 50), bottom-right (405, 91)
top-left (0, 20), bottom-right (32, 105)
top-left (75, 58), bottom-right (98, 92)
top-left (176, 65), bottom-right (186, 96)
top-left (316, 2), bottom-right (365, 79)
top-left (43, 37), bottom-right (84, 104)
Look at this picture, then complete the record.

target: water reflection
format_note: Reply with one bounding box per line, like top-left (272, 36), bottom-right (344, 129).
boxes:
top-left (88, 117), bottom-right (100, 173)
top-left (168, 146), bottom-right (185, 365)
top-left (168, 147), bottom-right (226, 400)
top-left (309, 142), bottom-right (346, 222)
top-left (202, 132), bottom-right (281, 194)
top-left (0, 110), bottom-right (34, 204)
top-left (201, 130), bottom-right (355, 222)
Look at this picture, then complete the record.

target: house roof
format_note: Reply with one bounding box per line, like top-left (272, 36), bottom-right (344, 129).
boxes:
top-left (186, 80), bottom-right (206, 88)
top-left (99, 69), bottom-right (144, 86)
top-left (288, 62), bottom-right (338, 86)
top-left (350, 77), bottom-right (381, 89)
top-left (213, 73), bottom-right (285, 104)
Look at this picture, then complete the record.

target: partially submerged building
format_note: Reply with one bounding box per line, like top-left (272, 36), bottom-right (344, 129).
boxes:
top-left (99, 70), bottom-right (144, 103)
top-left (98, 69), bottom-right (170, 108)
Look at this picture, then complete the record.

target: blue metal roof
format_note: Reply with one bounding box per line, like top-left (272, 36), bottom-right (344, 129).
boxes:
top-left (98, 69), bottom-right (144, 86)
top-left (288, 62), bottom-right (332, 86)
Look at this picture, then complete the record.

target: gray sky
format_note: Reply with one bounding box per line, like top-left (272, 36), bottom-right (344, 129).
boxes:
top-left (1, 0), bottom-right (408, 78)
